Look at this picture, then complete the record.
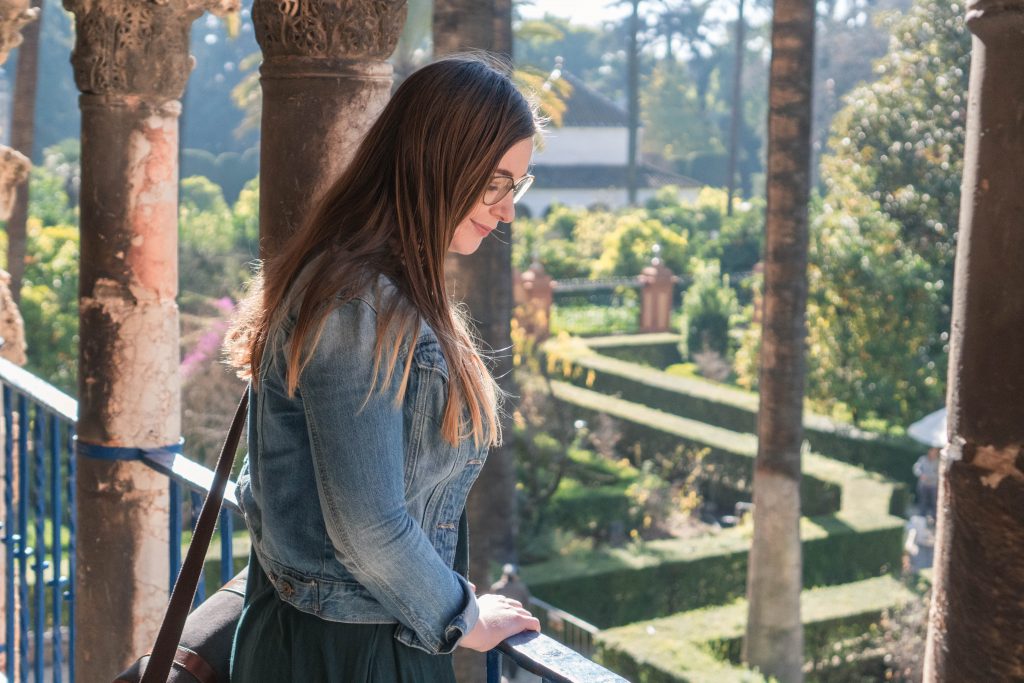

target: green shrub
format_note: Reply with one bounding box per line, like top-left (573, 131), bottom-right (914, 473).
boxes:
top-left (592, 212), bottom-right (690, 278)
top-left (595, 576), bottom-right (917, 683)
top-left (584, 333), bottom-right (684, 369)
top-left (680, 260), bottom-right (740, 359)
top-left (544, 337), bottom-right (922, 487)
top-left (523, 513), bottom-right (903, 629)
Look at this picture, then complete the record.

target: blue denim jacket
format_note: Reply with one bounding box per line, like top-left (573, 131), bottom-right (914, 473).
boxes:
top-left (236, 273), bottom-right (486, 654)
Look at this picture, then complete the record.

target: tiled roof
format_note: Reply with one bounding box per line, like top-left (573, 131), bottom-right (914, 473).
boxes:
top-left (548, 68), bottom-right (630, 128)
top-left (532, 163), bottom-right (702, 189)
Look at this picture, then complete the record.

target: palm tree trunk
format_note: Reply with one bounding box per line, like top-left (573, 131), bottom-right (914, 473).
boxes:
top-left (742, 1), bottom-right (815, 681)
top-left (626, 0), bottom-right (640, 205)
top-left (6, 0), bottom-right (43, 303)
top-left (924, 4), bottom-right (1024, 679)
top-left (433, 3), bottom-right (517, 680)
top-left (726, 0), bottom-right (745, 215)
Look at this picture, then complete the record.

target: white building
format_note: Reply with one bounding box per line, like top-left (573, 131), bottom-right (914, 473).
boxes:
top-left (519, 66), bottom-right (702, 218)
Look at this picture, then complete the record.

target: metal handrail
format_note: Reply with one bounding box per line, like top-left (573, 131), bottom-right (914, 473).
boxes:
top-left (529, 596), bottom-right (599, 658)
top-left (0, 359), bottom-right (626, 682)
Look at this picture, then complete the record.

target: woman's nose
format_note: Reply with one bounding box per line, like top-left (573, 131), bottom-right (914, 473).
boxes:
top-left (491, 193), bottom-right (515, 223)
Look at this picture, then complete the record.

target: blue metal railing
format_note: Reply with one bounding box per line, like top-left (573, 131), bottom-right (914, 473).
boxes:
top-left (0, 358), bottom-right (77, 683)
top-left (0, 357), bottom-right (625, 682)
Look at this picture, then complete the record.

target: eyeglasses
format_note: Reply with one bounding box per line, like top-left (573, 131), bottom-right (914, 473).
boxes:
top-left (482, 173), bottom-right (535, 206)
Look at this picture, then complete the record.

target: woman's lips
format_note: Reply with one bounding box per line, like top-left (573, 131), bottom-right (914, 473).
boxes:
top-left (472, 220), bottom-right (494, 236)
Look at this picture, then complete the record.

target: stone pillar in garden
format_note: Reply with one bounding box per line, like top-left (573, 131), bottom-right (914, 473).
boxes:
top-left (64, 0), bottom-right (239, 677)
top-left (519, 259), bottom-right (554, 341)
top-left (639, 245), bottom-right (676, 333)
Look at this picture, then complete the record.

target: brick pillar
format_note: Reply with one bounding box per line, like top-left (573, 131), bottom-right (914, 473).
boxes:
top-left (639, 249), bottom-right (676, 333)
top-left (518, 259), bottom-right (554, 341)
top-left (924, 2), bottom-right (1024, 680)
top-left (64, 0), bottom-right (238, 678)
top-left (252, 0), bottom-right (407, 255)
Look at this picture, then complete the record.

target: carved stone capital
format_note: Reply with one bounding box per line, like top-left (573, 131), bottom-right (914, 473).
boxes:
top-left (0, 0), bottom-right (38, 64)
top-left (0, 268), bottom-right (26, 366)
top-left (0, 144), bottom-right (29, 221)
top-left (252, 0), bottom-right (406, 61)
top-left (63, 0), bottom-right (240, 98)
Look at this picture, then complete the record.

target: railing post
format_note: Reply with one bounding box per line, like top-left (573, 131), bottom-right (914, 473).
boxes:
top-left (639, 247), bottom-right (676, 333)
top-left (63, 0), bottom-right (239, 677)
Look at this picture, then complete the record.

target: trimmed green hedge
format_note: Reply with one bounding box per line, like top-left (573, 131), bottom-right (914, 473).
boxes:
top-left (522, 508), bottom-right (903, 629)
top-left (547, 480), bottom-right (636, 539)
top-left (543, 337), bottom-right (922, 487)
top-left (585, 333), bottom-right (685, 369)
top-left (550, 381), bottom-right (908, 518)
top-left (595, 575), bottom-right (917, 683)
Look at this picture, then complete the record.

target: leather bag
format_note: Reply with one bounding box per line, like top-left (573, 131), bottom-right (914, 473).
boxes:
top-left (114, 391), bottom-right (249, 683)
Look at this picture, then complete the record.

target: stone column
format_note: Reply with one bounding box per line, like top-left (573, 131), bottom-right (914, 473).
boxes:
top-left (639, 250), bottom-right (676, 333)
top-left (63, 0), bottom-right (237, 678)
top-left (252, 0), bottom-right (406, 254)
top-left (924, 2), bottom-right (1024, 680)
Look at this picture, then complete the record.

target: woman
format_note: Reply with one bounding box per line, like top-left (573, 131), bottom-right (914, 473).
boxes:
top-left (225, 55), bottom-right (542, 681)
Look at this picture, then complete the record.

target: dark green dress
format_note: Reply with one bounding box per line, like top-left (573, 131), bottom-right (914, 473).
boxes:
top-left (230, 515), bottom-right (469, 682)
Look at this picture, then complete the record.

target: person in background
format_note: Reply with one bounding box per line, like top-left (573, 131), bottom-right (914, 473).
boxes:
top-left (913, 446), bottom-right (941, 520)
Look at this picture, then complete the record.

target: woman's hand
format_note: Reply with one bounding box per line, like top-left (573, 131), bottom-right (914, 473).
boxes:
top-left (458, 593), bottom-right (541, 652)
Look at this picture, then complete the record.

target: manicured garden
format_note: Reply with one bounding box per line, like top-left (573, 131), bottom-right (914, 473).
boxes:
top-left (514, 332), bottom-right (924, 680)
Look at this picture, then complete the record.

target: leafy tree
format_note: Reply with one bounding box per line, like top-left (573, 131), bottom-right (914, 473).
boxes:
top-left (27, 163), bottom-right (76, 228)
top-left (821, 0), bottom-right (968, 288)
top-left (811, 0), bottom-right (969, 425)
top-left (18, 220), bottom-right (78, 394)
top-left (592, 211), bottom-right (689, 277)
top-left (806, 195), bottom-right (944, 424)
top-left (179, 175), bottom-right (254, 302)
top-left (232, 175), bottom-right (260, 248)
top-left (184, 12), bottom-right (260, 155)
top-left (514, 15), bottom-right (616, 88)
top-left (641, 62), bottom-right (722, 162)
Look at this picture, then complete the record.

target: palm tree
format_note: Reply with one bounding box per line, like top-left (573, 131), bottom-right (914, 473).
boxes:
top-left (742, 1), bottom-right (816, 681)
top-left (626, 0), bottom-right (640, 205)
top-left (6, 0), bottom-right (43, 303)
top-left (725, 0), bottom-right (746, 215)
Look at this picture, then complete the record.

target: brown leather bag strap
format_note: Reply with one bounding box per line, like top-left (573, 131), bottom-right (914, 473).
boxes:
top-left (140, 389), bottom-right (249, 683)
top-left (172, 647), bottom-right (219, 683)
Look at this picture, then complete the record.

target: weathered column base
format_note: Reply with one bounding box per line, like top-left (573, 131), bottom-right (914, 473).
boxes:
top-left (75, 459), bottom-right (170, 679)
top-left (926, 457), bottom-right (1024, 680)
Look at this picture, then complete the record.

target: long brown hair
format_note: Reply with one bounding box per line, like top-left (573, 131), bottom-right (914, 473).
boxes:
top-left (226, 54), bottom-right (540, 449)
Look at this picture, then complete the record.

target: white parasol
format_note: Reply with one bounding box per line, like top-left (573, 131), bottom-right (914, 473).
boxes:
top-left (907, 407), bottom-right (947, 448)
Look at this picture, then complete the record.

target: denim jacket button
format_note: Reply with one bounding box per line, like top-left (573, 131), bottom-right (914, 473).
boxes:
top-left (279, 579), bottom-right (295, 597)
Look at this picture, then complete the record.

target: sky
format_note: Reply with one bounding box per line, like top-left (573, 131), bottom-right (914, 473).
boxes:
top-left (517, 0), bottom-right (631, 27)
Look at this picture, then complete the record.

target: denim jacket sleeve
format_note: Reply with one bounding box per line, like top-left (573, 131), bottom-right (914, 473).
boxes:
top-left (297, 297), bottom-right (479, 654)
